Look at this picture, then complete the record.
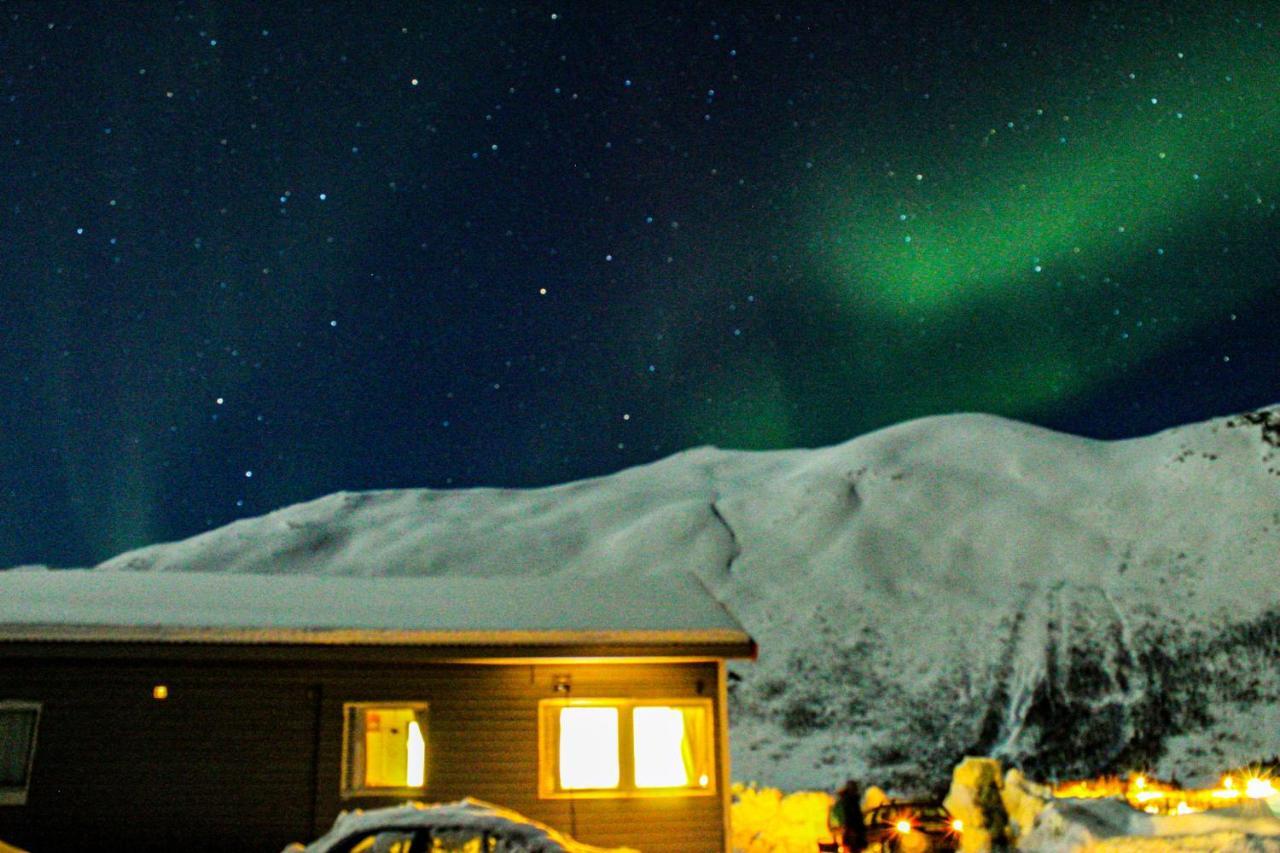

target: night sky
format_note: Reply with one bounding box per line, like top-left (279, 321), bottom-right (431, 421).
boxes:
top-left (4, 3), bottom-right (1279, 568)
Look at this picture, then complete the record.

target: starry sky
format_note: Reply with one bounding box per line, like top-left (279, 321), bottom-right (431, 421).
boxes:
top-left (4, 2), bottom-right (1279, 567)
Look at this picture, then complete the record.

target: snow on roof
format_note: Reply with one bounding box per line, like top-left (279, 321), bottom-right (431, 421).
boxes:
top-left (0, 568), bottom-right (751, 652)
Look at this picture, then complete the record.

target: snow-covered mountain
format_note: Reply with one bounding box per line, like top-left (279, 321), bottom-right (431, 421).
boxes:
top-left (92, 407), bottom-right (1280, 792)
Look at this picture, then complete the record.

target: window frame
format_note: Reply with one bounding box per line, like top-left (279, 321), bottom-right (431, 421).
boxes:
top-left (537, 697), bottom-right (715, 800)
top-left (340, 701), bottom-right (430, 799)
top-left (0, 700), bottom-right (41, 807)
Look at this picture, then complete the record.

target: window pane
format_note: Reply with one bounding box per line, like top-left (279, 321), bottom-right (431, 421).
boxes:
top-left (633, 705), bottom-right (708, 789)
top-left (558, 707), bottom-right (619, 790)
top-left (344, 703), bottom-right (428, 794)
top-left (0, 707), bottom-right (38, 788)
top-left (362, 708), bottom-right (424, 789)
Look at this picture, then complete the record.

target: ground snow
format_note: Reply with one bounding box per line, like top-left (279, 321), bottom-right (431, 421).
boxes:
top-left (74, 407), bottom-right (1280, 791)
top-left (1021, 797), bottom-right (1280, 852)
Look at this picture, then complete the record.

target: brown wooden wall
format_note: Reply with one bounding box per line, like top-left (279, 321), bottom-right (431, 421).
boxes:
top-left (0, 650), bottom-right (726, 853)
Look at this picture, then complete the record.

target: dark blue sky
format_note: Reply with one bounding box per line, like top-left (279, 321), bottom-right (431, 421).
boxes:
top-left (3, 2), bottom-right (1278, 567)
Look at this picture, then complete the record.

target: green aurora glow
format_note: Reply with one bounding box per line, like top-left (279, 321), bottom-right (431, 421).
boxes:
top-left (683, 27), bottom-right (1280, 449)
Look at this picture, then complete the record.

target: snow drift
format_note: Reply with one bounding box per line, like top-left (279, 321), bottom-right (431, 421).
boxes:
top-left (89, 407), bottom-right (1280, 791)
top-left (1020, 796), bottom-right (1280, 852)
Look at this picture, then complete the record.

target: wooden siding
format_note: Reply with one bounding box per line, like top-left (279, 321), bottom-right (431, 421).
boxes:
top-left (0, 652), bottom-right (726, 853)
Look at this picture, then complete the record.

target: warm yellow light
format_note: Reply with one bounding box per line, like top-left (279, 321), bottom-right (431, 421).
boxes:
top-left (895, 820), bottom-right (913, 834)
top-left (363, 708), bottom-right (425, 789)
top-left (633, 707), bottom-right (690, 788)
top-left (152, 685), bottom-right (168, 700)
top-left (406, 720), bottom-right (425, 788)
top-left (1245, 777), bottom-right (1277, 799)
top-left (559, 707), bottom-right (620, 790)
top-left (951, 818), bottom-right (963, 832)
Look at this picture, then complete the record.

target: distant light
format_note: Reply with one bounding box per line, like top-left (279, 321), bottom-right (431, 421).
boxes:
top-left (152, 685), bottom-right (169, 700)
top-left (1245, 777), bottom-right (1277, 799)
top-left (410, 78), bottom-right (419, 86)
top-left (895, 820), bottom-right (913, 834)
top-left (952, 818), bottom-right (963, 832)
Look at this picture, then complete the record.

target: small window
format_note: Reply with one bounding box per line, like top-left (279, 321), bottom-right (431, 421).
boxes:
top-left (539, 699), bottom-right (714, 799)
top-left (342, 702), bottom-right (428, 798)
top-left (0, 701), bottom-right (40, 806)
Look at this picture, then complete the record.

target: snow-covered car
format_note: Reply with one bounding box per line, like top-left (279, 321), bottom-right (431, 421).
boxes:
top-left (282, 798), bottom-right (637, 853)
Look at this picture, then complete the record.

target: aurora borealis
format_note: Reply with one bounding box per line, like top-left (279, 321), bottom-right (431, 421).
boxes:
top-left (3, 3), bottom-right (1279, 567)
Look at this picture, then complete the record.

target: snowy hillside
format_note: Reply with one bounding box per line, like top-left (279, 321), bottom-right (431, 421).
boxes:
top-left (92, 407), bottom-right (1280, 792)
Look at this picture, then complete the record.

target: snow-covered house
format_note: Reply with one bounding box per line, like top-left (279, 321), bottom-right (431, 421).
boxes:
top-left (0, 569), bottom-right (753, 853)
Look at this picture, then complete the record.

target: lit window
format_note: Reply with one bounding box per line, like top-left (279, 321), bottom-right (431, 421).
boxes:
top-left (633, 705), bottom-right (709, 788)
top-left (0, 701), bottom-right (41, 806)
top-left (539, 699), bottom-right (713, 798)
top-left (342, 702), bottom-right (428, 797)
top-left (559, 707), bottom-right (620, 790)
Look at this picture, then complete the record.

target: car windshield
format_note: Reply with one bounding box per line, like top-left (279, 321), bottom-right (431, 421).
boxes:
top-left (869, 803), bottom-right (950, 825)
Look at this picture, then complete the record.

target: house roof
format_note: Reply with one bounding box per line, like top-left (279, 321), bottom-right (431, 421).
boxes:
top-left (0, 569), bottom-right (754, 659)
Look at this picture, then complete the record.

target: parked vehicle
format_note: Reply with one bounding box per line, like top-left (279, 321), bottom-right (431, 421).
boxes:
top-left (282, 798), bottom-right (635, 853)
top-left (861, 801), bottom-right (961, 853)
top-left (819, 797), bottom-right (961, 853)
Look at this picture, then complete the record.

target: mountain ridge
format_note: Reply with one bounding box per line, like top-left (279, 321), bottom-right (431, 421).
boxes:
top-left (71, 405), bottom-right (1280, 790)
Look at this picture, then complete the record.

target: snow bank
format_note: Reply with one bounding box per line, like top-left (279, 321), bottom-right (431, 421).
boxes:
top-left (729, 783), bottom-right (832, 853)
top-left (1020, 797), bottom-right (1280, 852)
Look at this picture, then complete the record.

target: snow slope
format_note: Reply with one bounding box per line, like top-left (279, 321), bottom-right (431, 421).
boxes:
top-left (89, 407), bottom-right (1280, 792)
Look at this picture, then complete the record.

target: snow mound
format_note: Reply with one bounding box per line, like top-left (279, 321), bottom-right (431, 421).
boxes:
top-left (1020, 798), bottom-right (1280, 852)
top-left (89, 407), bottom-right (1280, 791)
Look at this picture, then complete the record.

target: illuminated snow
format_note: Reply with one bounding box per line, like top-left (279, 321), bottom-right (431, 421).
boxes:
top-left (14, 406), bottom-right (1280, 791)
